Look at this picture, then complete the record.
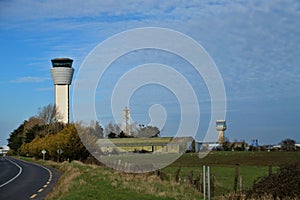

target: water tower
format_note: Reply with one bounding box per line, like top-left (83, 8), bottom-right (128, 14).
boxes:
top-left (216, 120), bottom-right (227, 144)
top-left (50, 58), bottom-right (74, 124)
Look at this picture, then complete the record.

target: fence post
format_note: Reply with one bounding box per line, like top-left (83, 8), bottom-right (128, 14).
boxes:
top-left (268, 165), bottom-right (272, 176)
top-left (208, 166), bottom-right (211, 200)
top-left (189, 170), bottom-right (194, 185)
top-left (200, 171), bottom-right (203, 193)
top-left (239, 176), bottom-right (243, 193)
top-left (234, 164), bottom-right (239, 193)
top-left (211, 173), bottom-right (215, 198)
top-left (176, 166), bottom-right (181, 182)
top-left (195, 173), bottom-right (201, 191)
top-left (203, 165), bottom-right (206, 200)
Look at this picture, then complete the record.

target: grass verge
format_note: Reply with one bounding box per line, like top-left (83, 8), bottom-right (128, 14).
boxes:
top-left (18, 151), bottom-right (300, 199)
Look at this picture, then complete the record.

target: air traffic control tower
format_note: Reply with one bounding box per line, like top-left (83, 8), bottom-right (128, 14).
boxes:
top-left (216, 120), bottom-right (227, 144)
top-left (50, 58), bottom-right (74, 124)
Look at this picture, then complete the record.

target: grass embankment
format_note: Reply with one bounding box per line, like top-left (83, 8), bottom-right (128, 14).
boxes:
top-left (20, 151), bottom-right (300, 199)
top-left (21, 157), bottom-right (201, 200)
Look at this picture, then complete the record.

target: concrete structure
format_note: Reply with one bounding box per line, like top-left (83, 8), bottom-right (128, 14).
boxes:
top-left (122, 107), bottom-right (130, 135)
top-left (216, 120), bottom-right (227, 144)
top-left (50, 58), bottom-right (74, 124)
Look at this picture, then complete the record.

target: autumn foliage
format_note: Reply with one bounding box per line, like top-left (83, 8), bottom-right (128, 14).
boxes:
top-left (7, 104), bottom-right (98, 161)
top-left (19, 124), bottom-right (90, 161)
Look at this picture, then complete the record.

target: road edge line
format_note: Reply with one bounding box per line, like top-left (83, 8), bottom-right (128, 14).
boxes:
top-left (0, 158), bottom-right (23, 188)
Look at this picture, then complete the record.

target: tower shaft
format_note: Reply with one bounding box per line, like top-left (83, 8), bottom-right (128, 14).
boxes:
top-left (54, 85), bottom-right (70, 124)
top-left (217, 131), bottom-right (225, 144)
top-left (122, 107), bottom-right (130, 135)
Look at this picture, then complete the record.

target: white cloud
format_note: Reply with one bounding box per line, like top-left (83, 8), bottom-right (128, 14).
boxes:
top-left (36, 87), bottom-right (53, 91)
top-left (11, 76), bottom-right (50, 83)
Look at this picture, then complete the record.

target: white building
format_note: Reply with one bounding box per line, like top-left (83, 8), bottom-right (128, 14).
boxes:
top-left (0, 145), bottom-right (10, 155)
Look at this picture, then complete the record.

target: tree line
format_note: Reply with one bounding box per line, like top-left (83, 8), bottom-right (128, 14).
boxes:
top-left (7, 104), bottom-right (160, 161)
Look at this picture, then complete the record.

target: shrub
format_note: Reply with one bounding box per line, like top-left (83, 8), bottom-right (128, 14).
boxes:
top-left (246, 165), bottom-right (300, 199)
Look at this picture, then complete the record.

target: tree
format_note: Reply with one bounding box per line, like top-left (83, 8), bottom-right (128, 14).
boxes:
top-left (75, 122), bottom-right (99, 156)
top-left (37, 104), bottom-right (60, 124)
top-left (89, 121), bottom-right (104, 138)
top-left (37, 104), bottom-right (65, 135)
top-left (7, 123), bottom-right (26, 152)
top-left (105, 122), bottom-right (121, 138)
top-left (119, 131), bottom-right (130, 138)
top-left (280, 138), bottom-right (296, 151)
top-left (20, 124), bottom-right (91, 161)
top-left (108, 132), bottom-right (118, 138)
top-left (24, 116), bottom-right (44, 130)
top-left (222, 137), bottom-right (230, 151)
top-left (134, 125), bottom-right (160, 138)
top-left (7, 105), bottom-right (65, 155)
top-left (25, 124), bottom-right (43, 143)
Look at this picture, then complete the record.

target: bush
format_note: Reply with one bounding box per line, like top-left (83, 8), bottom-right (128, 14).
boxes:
top-left (246, 165), bottom-right (300, 199)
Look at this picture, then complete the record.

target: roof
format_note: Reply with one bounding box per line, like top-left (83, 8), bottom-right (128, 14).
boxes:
top-left (97, 137), bottom-right (193, 147)
top-left (1, 145), bottom-right (9, 150)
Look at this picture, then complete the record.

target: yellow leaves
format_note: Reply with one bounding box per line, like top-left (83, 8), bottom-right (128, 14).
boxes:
top-left (19, 124), bottom-right (87, 161)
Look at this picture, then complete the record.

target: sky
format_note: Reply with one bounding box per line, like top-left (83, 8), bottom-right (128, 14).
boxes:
top-left (0, 0), bottom-right (300, 146)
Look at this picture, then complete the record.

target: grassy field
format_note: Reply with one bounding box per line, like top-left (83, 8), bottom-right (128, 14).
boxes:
top-left (161, 151), bottom-right (300, 196)
top-left (170, 151), bottom-right (300, 167)
top-left (19, 151), bottom-right (300, 199)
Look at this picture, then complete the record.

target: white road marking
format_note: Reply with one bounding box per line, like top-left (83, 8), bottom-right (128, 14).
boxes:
top-left (24, 160), bottom-right (54, 199)
top-left (2, 158), bottom-right (55, 199)
top-left (0, 158), bottom-right (23, 188)
top-left (30, 194), bottom-right (37, 199)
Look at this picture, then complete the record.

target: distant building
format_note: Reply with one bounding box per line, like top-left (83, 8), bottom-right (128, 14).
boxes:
top-left (228, 141), bottom-right (248, 151)
top-left (195, 141), bottom-right (221, 152)
top-left (0, 145), bottom-right (10, 155)
top-left (97, 137), bottom-right (193, 154)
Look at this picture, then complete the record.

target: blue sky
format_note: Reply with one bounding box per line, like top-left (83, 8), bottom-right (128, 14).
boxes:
top-left (0, 0), bottom-right (300, 146)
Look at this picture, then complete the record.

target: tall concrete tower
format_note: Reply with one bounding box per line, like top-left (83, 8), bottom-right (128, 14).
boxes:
top-left (122, 107), bottom-right (130, 135)
top-left (50, 58), bottom-right (74, 124)
top-left (216, 120), bottom-right (227, 144)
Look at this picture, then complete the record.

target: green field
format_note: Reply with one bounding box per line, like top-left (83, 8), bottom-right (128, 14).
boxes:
top-left (20, 151), bottom-right (300, 199)
top-left (161, 151), bottom-right (300, 196)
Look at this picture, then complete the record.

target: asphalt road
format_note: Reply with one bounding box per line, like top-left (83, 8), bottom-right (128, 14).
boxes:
top-left (0, 157), bottom-right (60, 200)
